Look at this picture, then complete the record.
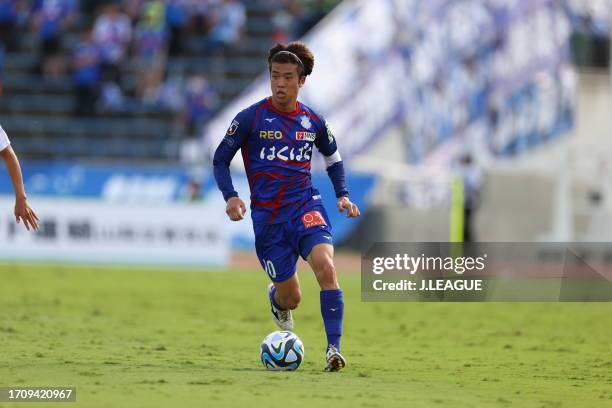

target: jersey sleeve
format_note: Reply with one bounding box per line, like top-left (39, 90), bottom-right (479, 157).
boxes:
top-left (0, 126), bottom-right (10, 152)
top-left (313, 116), bottom-right (348, 198)
top-left (314, 117), bottom-right (339, 159)
top-left (212, 109), bottom-right (252, 201)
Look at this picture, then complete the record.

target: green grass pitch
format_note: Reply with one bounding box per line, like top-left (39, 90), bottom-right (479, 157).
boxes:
top-left (0, 263), bottom-right (611, 407)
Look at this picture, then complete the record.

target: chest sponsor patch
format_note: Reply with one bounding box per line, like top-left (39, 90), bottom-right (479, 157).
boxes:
top-left (296, 131), bottom-right (316, 142)
top-left (301, 210), bottom-right (327, 228)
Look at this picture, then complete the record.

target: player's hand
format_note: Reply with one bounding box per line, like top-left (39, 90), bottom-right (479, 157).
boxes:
top-left (337, 196), bottom-right (360, 218)
top-left (15, 197), bottom-right (39, 231)
top-left (226, 196), bottom-right (247, 221)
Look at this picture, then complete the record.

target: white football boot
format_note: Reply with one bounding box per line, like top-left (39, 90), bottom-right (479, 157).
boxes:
top-left (267, 283), bottom-right (293, 330)
top-left (324, 345), bottom-right (346, 372)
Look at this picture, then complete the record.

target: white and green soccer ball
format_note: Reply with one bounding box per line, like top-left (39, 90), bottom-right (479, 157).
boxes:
top-left (260, 331), bottom-right (304, 371)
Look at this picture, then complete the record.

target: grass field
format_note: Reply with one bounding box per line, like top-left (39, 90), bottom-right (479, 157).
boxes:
top-left (0, 263), bottom-right (611, 408)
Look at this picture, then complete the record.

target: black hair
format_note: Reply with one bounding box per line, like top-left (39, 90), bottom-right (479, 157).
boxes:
top-left (267, 42), bottom-right (314, 77)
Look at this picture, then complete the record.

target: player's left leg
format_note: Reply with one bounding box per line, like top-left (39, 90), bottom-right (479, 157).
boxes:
top-left (267, 273), bottom-right (301, 330)
top-left (306, 243), bottom-right (346, 372)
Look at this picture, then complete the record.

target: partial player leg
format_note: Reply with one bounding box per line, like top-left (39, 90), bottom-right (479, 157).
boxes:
top-left (307, 243), bottom-right (346, 371)
top-left (271, 273), bottom-right (302, 309)
top-left (267, 273), bottom-right (301, 330)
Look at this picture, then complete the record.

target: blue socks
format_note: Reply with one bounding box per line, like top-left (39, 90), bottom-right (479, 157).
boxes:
top-left (270, 286), bottom-right (344, 350)
top-left (320, 289), bottom-right (344, 351)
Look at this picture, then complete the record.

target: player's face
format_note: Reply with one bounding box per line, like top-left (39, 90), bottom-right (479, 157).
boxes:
top-left (270, 63), bottom-right (305, 110)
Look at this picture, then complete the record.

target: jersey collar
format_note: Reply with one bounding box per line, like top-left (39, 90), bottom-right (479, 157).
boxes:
top-left (266, 97), bottom-right (301, 117)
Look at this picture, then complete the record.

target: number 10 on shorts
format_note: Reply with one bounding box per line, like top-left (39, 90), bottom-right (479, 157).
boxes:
top-left (263, 259), bottom-right (276, 279)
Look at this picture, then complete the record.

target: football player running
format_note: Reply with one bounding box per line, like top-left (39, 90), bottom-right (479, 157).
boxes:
top-left (213, 42), bottom-right (360, 371)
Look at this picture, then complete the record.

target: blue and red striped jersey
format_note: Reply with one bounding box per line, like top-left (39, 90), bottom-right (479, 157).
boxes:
top-left (213, 97), bottom-right (347, 225)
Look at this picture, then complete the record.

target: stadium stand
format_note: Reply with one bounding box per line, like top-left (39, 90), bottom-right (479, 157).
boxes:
top-left (0, 0), bottom-right (335, 161)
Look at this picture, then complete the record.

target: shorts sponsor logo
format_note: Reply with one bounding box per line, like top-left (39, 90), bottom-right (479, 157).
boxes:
top-left (227, 120), bottom-right (239, 135)
top-left (296, 131), bottom-right (316, 141)
top-left (302, 211), bottom-right (326, 228)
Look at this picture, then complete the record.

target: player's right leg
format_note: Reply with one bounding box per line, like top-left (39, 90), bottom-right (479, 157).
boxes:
top-left (254, 222), bottom-right (300, 330)
top-left (267, 274), bottom-right (300, 330)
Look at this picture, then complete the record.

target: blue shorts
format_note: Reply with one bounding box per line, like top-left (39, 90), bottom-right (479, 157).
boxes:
top-left (254, 204), bottom-right (333, 282)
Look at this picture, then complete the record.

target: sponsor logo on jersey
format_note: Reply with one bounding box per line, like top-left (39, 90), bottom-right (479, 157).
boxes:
top-left (259, 130), bottom-right (283, 140)
top-left (227, 120), bottom-right (239, 135)
top-left (259, 144), bottom-right (312, 162)
top-left (296, 131), bottom-right (316, 141)
top-left (300, 115), bottom-right (312, 129)
top-left (301, 210), bottom-right (327, 228)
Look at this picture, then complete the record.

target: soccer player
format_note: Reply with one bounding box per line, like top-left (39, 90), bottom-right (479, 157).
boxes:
top-left (213, 42), bottom-right (360, 371)
top-left (0, 125), bottom-right (39, 231)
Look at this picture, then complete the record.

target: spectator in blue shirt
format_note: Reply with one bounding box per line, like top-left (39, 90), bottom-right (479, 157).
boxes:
top-left (32, 0), bottom-right (77, 80)
top-left (134, 1), bottom-right (168, 101)
top-left (205, 0), bottom-right (245, 54)
top-left (0, 0), bottom-right (19, 51)
top-left (165, 0), bottom-right (188, 56)
top-left (72, 26), bottom-right (101, 116)
top-left (183, 74), bottom-right (218, 135)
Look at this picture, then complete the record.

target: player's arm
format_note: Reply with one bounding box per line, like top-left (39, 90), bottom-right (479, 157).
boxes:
top-left (0, 145), bottom-right (39, 230)
top-left (212, 112), bottom-right (250, 221)
top-left (314, 121), bottom-right (360, 218)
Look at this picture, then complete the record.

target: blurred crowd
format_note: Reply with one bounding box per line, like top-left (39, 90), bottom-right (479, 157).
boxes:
top-left (0, 0), bottom-right (338, 137)
top-left (0, 0), bottom-right (248, 136)
top-left (268, 0), bottom-right (337, 43)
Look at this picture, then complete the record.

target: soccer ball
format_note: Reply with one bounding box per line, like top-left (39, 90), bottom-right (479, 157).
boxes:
top-left (260, 330), bottom-right (304, 371)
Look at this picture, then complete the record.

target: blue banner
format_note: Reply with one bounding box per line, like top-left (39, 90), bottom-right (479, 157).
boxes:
top-left (0, 161), bottom-right (375, 246)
